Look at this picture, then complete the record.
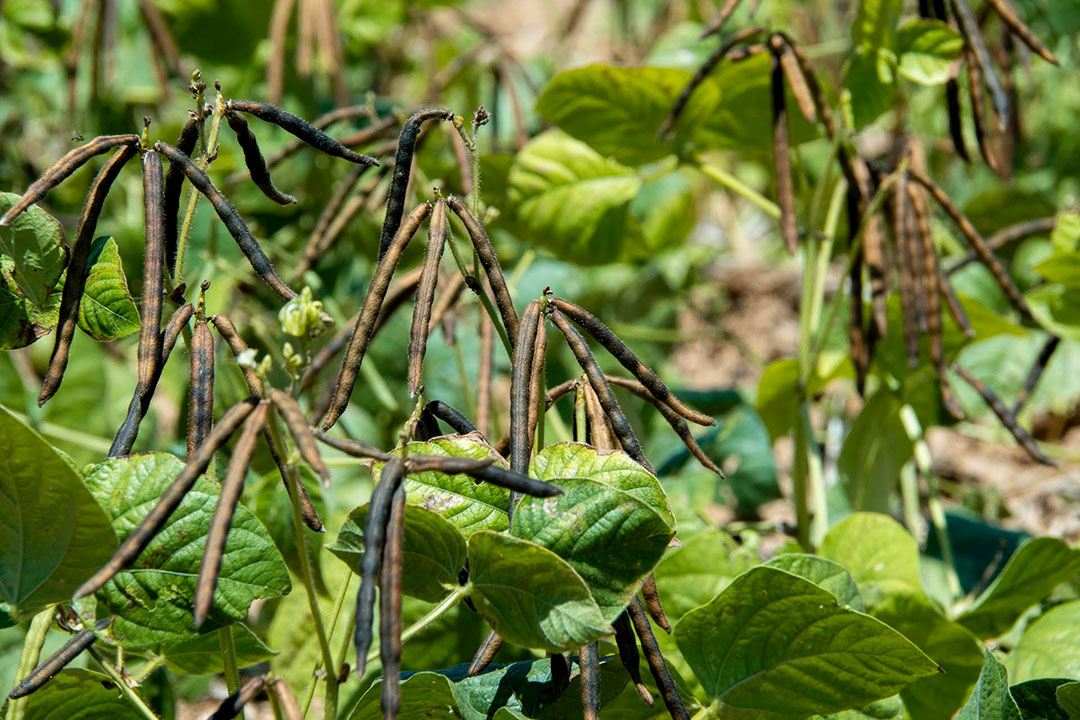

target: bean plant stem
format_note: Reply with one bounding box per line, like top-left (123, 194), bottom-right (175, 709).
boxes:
top-left (269, 412), bottom-right (338, 719)
top-left (217, 626), bottom-right (242, 714)
top-left (86, 646), bottom-right (160, 720)
top-left (7, 609), bottom-right (51, 720)
top-left (697, 159), bottom-right (781, 219)
top-left (365, 585), bottom-right (469, 667)
top-left (176, 92), bottom-right (225, 286)
top-left (300, 573), bottom-right (353, 718)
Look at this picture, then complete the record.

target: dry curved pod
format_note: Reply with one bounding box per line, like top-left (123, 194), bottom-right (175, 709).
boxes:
top-left (193, 402), bottom-right (269, 627)
top-left (77, 397), bottom-right (261, 600)
top-left (965, 49), bottom-right (1000, 174)
top-left (269, 389), bottom-right (330, 486)
top-left (408, 198), bottom-right (448, 397)
top-left (628, 597), bottom-right (691, 720)
top-left (770, 37), bottom-right (798, 256)
top-left (420, 400), bottom-right (479, 436)
top-left (225, 110), bottom-right (297, 205)
top-left (208, 674), bottom-right (267, 720)
top-left (380, 483), bottom-right (406, 719)
top-left (640, 574), bottom-right (671, 633)
top-left (526, 317), bottom-right (548, 451)
top-left (187, 318), bottom-right (215, 458)
top-left (0, 134), bottom-right (140, 227)
top-left (508, 302), bottom-right (541, 520)
top-left (467, 631), bottom-right (503, 677)
top-left (153, 141), bottom-right (298, 301)
top-left (39, 143), bottom-right (137, 406)
top-left (8, 618), bottom-right (113, 699)
top-left (549, 299), bottom-right (713, 427)
top-left (268, 678), bottom-right (302, 720)
top-left (323, 202), bottom-right (432, 431)
top-left (953, 365), bottom-right (1053, 465)
top-left (613, 611), bottom-right (653, 706)
top-left (226, 100), bottom-right (379, 166)
top-left (945, 79), bottom-right (970, 163)
top-left (580, 641), bottom-right (601, 720)
top-left (775, 38), bottom-right (817, 124)
top-left (984, 0), bottom-right (1058, 65)
top-left (950, 0), bottom-right (1009, 125)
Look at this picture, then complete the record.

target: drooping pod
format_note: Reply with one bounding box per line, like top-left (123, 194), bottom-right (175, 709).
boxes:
top-left (948, 218), bottom-right (1055, 275)
top-left (612, 611), bottom-right (653, 705)
top-left (354, 456), bottom-right (405, 675)
top-left (208, 674), bottom-right (267, 720)
top-left (323, 202), bottom-right (432, 431)
top-left (378, 108), bottom-right (455, 259)
top-left (446, 196), bottom-right (520, 342)
top-left (314, 431), bottom-right (392, 462)
top-left (419, 400), bottom-right (479, 437)
top-left (254, 113), bottom-right (395, 177)
top-left (984, 0), bottom-right (1058, 65)
top-left (226, 109), bottom-right (297, 205)
top-left (269, 389), bottom-right (330, 487)
top-left (0, 134), bottom-right (140, 226)
top-left (408, 198), bottom-right (448, 397)
top-left (187, 318), bottom-right (215, 458)
top-left (8, 618), bottom-right (113, 699)
top-left (154, 141), bottom-right (298, 301)
top-left (628, 597), bottom-right (691, 720)
top-left (268, 678), bottom-right (303, 720)
top-left (579, 641), bottom-right (601, 720)
top-left (39, 143), bottom-right (137, 406)
top-left (775, 38), bottom-right (816, 123)
top-left (965, 50), bottom-right (1000, 174)
top-left (109, 149), bottom-right (167, 458)
top-left (770, 35), bottom-right (798, 256)
top-left (640, 575), bottom-right (672, 633)
top-left (549, 299), bottom-right (713, 427)
top-left (945, 79), bottom-right (970, 162)
top-left (380, 483), bottom-right (406, 719)
top-left (77, 397), bottom-right (261, 600)
top-left (164, 114), bottom-right (200, 275)
top-left (950, 0), bottom-right (1009, 125)
top-left (226, 100), bottom-right (379, 166)
top-left (193, 401), bottom-right (269, 627)
top-left (550, 308), bottom-right (654, 473)
top-left (1013, 335), bottom-right (1060, 416)
top-left (583, 381), bottom-right (616, 451)
top-left (467, 631), bottom-right (503, 677)
top-left (891, 176), bottom-right (921, 372)
top-left (952, 365), bottom-right (1053, 465)
top-left (508, 302), bottom-right (542, 520)
top-left (526, 316), bottom-right (548, 450)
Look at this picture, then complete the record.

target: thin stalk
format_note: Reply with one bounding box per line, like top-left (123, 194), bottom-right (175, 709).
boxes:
top-left (546, 402), bottom-right (573, 443)
top-left (792, 404), bottom-right (812, 550)
top-left (176, 93), bottom-right (225, 285)
top-left (8, 609), bottom-right (52, 720)
top-left (86, 647), bottom-right (160, 720)
top-left (900, 462), bottom-right (922, 538)
top-left (365, 585), bottom-right (469, 667)
top-left (360, 360), bottom-right (400, 413)
top-left (899, 404), bottom-right (961, 600)
top-left (218, 626), bottom-right (242, 716)
top-left (803, 404), bottom-right (827, 548)
top-left (698, 159), bottom-right (781, 219)
top-left (269, 413), bottom-right (337, 719)
top-left (301, 574), bottom-right (353, 718)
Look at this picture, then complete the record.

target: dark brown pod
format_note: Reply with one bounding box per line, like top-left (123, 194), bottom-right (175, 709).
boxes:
top-left (408, 198), bottom-right (448, 397)
top-left (226, 110), bottom-right (297, 205)
top-left (227, 100), bottom-right (379, 166)
top-left (187, 318), bottom-right (215, 458)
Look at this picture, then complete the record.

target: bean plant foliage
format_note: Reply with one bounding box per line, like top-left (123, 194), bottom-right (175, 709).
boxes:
top-left (1, 0), bottom-right (1079, 719)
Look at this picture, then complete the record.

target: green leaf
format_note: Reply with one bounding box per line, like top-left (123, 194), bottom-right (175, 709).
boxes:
top-left (162, 623), bottom-right (275, 674)
top-left (1007, 601), bottom-right (1080, 683)
top-left (346, 671), bottom-right (458, 720)
top-left (328, 502), bottom-right (467, 602)
top-left (0, 255), bottom-right (61, 349)
top-left (507, 130), bottom-right (642, 266)
top-left (467, 531), bottom-right (610, 653)
top-left (84, 452), bottom-right (291, 646)
top-left (896, 20), bottom-right (964, 85)
top-left (957, 537), bottom-right (1080, 639)
top-left (1051, 212), bottom-right (1080, 253)
top-left (1055, 682), bottom-right (1080, 718)
top-left (535, 65), bottom-right (714, 166)
top-left (837, 389), bottom-right (914, 513)
top-left (529, 442), bottom-right (674, 527)
top-left (0, 403), bottom-right (117, 619)
top-left (956, 651), bottom-right (1022, 720)
top-left (819, 513), bottom-right (923, 609)
top-left (381, 436), bottom-right (511, 535)
top-left (0, 191), bottom-right (66, 307)
top-left (75, 237), bottom-right (140, 341)
top-left (842, 49), bottom-right (897, 130)
top-left (630, 167), bottom-right (698, 255)
top-left (764, 554), bottom-right (864, 611)
top-left (871, 592), bottom-right (984, 720)
top-left (511, 476), bottom-right (674, 621)
top-left (852, 0), bottom-right (903, 51)
top-left (1033, 252), bottom-right (1080, 287)
top-left (1010, 679), bottom-right (1072, 720)
top-left (22, 669), bottom-right (143, 720)
top-left (652, 529), bottom-right (757, 621)
top-left (675, 566), bottom-right (939, 714)
top-left (1025, 284), bottom-right (1080, 341)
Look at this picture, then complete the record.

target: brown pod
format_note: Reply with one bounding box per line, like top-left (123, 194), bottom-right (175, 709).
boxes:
top-left (154, 141), bottom-right (298, 301)
top-left (699, 0), bottom-right (743, 39)
top-left (509, 302), bottom-right (541, 520)
top-left (950, 0), bottom-right (1009, 125)
top-left (257, 113), bottom-right (395, 177)
top-left (476, 311), bottom-right (495, 437)
top-left (264, 421), bottom-right (325, 533)
top-left (945, 79), bottom-right (970, 163)
top-left (208, 674), bottom-right (267, 720)
top-left (628, 598), bottom-right (691, 720)
top-left (658, 26), bottom-right (765, 138)
top-left (187, 319), bottom-right (215, 458)
top-left (579, 642), bottom-right (601, 720)
top-left (268, 678), bottom-right (303, 720)
top-left (39, 143), bottom-right (137, 406)
top-left (777, 32), bottom-right (839, 141)
top-left (194, 402), bottom-right (268, 627)
top-left (891, 179), bottom-right (921, 372)
top-left (908, 168), bottom-right (1031, 319)
top-left (109, 149), bottom-right (167, 458)
top-left (613, 611), bottom-right (653, 706)
top-left (8, 618), bottom-right (113, 699)
top-left (953, 365), bottom-right (1053, 465)
top-left (770, 37), bottom-right (798, 256)
top-left (408, 198), bottom-right (448, 398)
top-left (209, 313), bottom-right (263, 395)
top-left (948, 217), bottom-right (1056, 274)
top-left (164, 114), bottom-right (200, 275)
top-left (852, 159), bottom-right (888, 338)
top-left (985, 0), bottom-right (1058, 65)
top-left (226, 110), bottom-right (297, 205)
top-left (0, 134), bottom-right (140, 227)
top-left (965, 50), bottom-right (1000, 174)
top-left (847, 197), bottom-right (870, 395)
top-left (545, 378), bottom-right (580, 410)
top-left (1014, 335), bottom-right (1060, 416)
top-left (467, 631), bottom-right (503, 677)
top-left (314, 431), bottom-right (392, 462)
top-left (550, 309), bottom-right (654, 473)
top-left (583, 383), bottom-right (616, 451)
top-left (380, 483), bottom-right (406, 720)
top-left (640, 574), bottom-right (672, 633)
top-left (226, 100), bottom-right (379, 166)
top-left (776, 41), bottom-right (817, 123)
top-left (549, 299), bottom-right (713, 427)
top-left (323, 202), bottom-right (432, 431)
top-left (526, 318), bottom-right (548, 454)
top-left (77, 397), bottom-right (261, 600)
top-left (269, 389), bottom-right (330, 487)
top-left (446, 196), bottom-right (520, 343)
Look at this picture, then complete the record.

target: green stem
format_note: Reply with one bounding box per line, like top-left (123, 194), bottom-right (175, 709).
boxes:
top-left (176, 92), bottom-right (225, 286)
top-left (900, 462), bottom-right (922, 538)
top-left (270, 413), bottom-right (338, 720)
top-left (792, 403), bottom-right (812, 550)
top-left (546, 401), bottom-right (573, 443)
top-left (300, 574), bottom-right (353, 719)
top-left (453, 339), bottom-right (476, 418)
top-left (574, 381), bottom-right (586, 441)
top-left (86, 647), bottom-right (160, 720)
top-left (217, 626), bottom-right (242, 718)
top-left (365, 585), bottom-right (469, 667)
top-left (8, 609), bottom-right (52, 720)
top-left (698, 159), bottom-right (781, 219)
